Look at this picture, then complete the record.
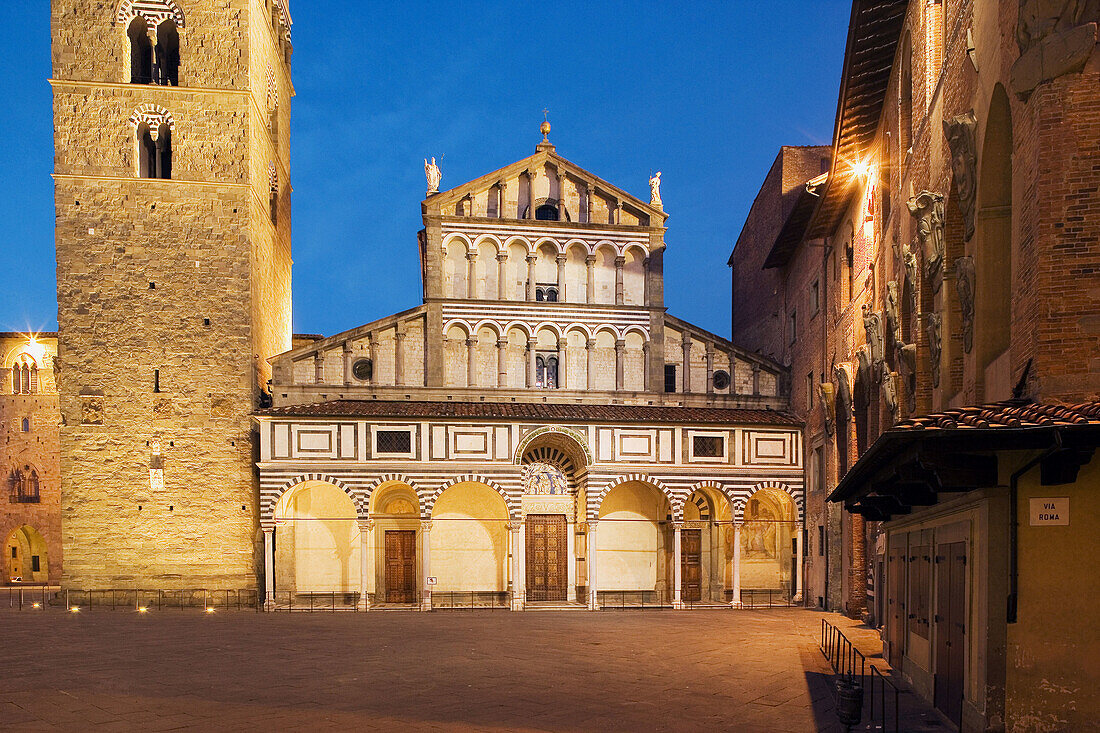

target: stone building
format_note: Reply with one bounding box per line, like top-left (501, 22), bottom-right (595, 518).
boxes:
top-left (1, 333), bottom-right (61, 586)
top-left (258, 128), bottom-right (806, 611)
top-left (51, 0), bottom-right (293, 590)
top-left (731, 0), bottom-right (1100, 730)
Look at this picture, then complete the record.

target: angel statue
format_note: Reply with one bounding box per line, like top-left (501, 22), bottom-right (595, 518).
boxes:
top-left (649, 171), bottom-right (662, 206)
top-left (424, 157), bottom-right (442, 194)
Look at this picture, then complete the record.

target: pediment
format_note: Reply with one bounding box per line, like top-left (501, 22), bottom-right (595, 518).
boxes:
top-left (423, 145), bottom-right (667, 227)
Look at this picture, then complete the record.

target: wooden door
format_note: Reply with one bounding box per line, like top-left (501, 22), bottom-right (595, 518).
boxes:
top-left (384, 530), bottom-right (416, 603)
top-left (681, 529), bottom-right (702, 602)
top-left (526, 515), bottom-right (567, 601)
top-left (934, 541), bottom-right (967, 727)
top-left (886, 546), bottom-right (907, 664)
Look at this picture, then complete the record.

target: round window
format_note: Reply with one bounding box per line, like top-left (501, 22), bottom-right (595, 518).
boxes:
top-left (352, 358), bottom-right (373, 382)
top-left (712, 369), bottom-right (731, 390)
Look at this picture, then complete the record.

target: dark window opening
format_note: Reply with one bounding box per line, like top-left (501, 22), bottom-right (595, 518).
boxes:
top-left (375, 430), bottom-right (412, 454)
top-left (138, 124), bottom-right (171, 179)
top-left (10, 547), bottom-right (15, 558)
top-left (22, 418), bottom-right (30, 433)
top-left (8, 466), bottom-right (40, 503)
top-left (31, 555), bottom-right (40, 573)
top-left (535, 354), bottom-right (559, 389)
top-left (352, 358), bottom-right (373, 382)
top-left (692, 435), bottom-right (723, 458)
top-left (712, 369), bottom-right (730, 390)
top-left (154, 369), bottom-right (160, 393)
top-left (535, 203), bottom-right (559, 221)
top-left (154, 20), bottom-right (180, 86)
top-left (128, 17), bottom-right (153, 84)
top-left (818, 525), bottom-right (825, 556)
top-left (664, 364), bottom-right (677, 393)
top-left (535, 285), bottom-right (558, 302)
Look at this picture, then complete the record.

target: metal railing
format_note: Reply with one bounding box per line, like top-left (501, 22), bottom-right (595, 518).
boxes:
top-left (431, 591), bottom-right (511, 610)
top-left (739, 588), bottom-right (795, 608)
top-left (1, 587), bottom-right (262, 612)
top-left (268, 591), bottom-right (363, 612)
top-left (2, 584), bottom-right (55, 609)
top-left (819, 618), bottom-right (902, 732)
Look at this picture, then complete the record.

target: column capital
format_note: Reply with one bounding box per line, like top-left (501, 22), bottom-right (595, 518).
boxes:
top-left (681, 332), bottom-right (693, 347)
top-left (614, 339), bottom-right (625, 352)
top-left (526, 254), bottom-right (537, 264)
top-left (421, 519), bottom-right (433, 531)
top-left (395, 328), bottom-right (407, 341)
top-left (497, 251), bottom-right (509, 262)
top-left (260, 522), bottom-right (276, 533)
top-left (358, 519), bottom-right (375, 532)
top-left (466, 336), bottom-right (478, 347)
top-left (586, 338), bottom-right (596, 350)
top-left (585, 254), bottom-right (597, 265)
top-left (672, 521), bottom-right (684, 531)
top-left (588, 520), bottom-right (599, 530)
top-left (557, 336), bottom-right (568, 349)
top-left (614, 255), bottom-right (626, 267)
top-left (466, 251), bottom-right (478, 261)
top-left (507, 520), bottom-right (524, 532)
top-left (556, 253), bottom-right (567, 264)
top-left (342, 340), bottom-right (353, 355)
top-left (497, 338), bottom-right (508, 349)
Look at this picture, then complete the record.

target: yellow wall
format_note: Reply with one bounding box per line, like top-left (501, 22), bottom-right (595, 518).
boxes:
top-left (598, 482), bottom-right (663, 590)
top-left (1007, 457), bottom-right (1100, 730)
top-left (276, 483), bottom-right (360, 593)
top-left (431, 482), bottom-right (508, 592)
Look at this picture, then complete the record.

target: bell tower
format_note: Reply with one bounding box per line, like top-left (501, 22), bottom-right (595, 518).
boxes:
top-left (51, 0), bottom-right (293, 590)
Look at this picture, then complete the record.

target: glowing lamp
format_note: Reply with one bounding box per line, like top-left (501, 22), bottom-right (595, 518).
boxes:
top-left (31, 602), bottom-right (41, 609)
top-left (69, 606), bottom-right (80, 613)
top-left (137, 606), bottom-right (148, 613)
top-left (204, 607), bottom-right (216, 614)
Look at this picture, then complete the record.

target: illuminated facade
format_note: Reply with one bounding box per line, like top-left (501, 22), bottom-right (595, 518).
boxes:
top-left (257, 133), bottom-right (805, 611)
top-left (1, 333), bottom-right (61, 586)
top-left (732, 0), bottom-right (1100, 729)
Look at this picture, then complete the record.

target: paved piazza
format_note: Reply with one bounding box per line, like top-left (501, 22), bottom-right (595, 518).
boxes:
top-left (1, 608), bottom-right (915, 732)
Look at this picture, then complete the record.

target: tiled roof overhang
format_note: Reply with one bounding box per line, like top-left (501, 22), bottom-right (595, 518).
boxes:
top-left (804, 0), bottom-right (909, 240)
top-left (763, 174), bottom-right (828, 269)
top-left (829, 399), bottom-right (1100, 521)
top-left (256, 399), bottom-right (801, 427)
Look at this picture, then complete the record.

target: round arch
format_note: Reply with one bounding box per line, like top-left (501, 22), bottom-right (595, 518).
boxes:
top-left (365, 475), bottom-right (421, 515)
top-left (425, 474), bottom-right (517, 518)
top-left (271, 479), bottom-right (362, 596)
top-left (116, 0), bottom-right (185, 28)
top-left (3, 525), bottom-right (49, 584)
top-left (733, 481), bottom-right (802, 522)
top-left (272, 473), bottom-right (361, 520)
top-left (590, 473), bottom-right (674, 519)
top-left (428, 479), bottom-right (512, 595)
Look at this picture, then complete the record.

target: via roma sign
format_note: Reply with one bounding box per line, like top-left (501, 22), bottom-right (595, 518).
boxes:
top-left (1029, 497), bottom-right (1069, 526)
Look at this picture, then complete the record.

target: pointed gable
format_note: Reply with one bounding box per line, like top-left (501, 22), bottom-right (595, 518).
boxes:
top-left (423, 144), bottom-right (667, 227)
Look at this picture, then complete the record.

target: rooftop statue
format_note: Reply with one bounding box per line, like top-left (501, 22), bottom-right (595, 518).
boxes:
top-left (425, 157), bottom-right (442, 194)
top-left (649, 171), bottom-right (662, 207)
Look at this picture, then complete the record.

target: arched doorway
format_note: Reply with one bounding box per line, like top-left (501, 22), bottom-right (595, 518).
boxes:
top-left (595, 481), bottom-right (672, 607)
top-left (4, 525), bottom-right (49, 584)
top-left (740, 489), bottom-right (798, 602)
top-left (273, 481), bottom-right (361, 602)
top-left (369, 482), bottom-right (420, 605)
top-left (519, 430), bottom-right (588, 604)
top-left (430, 482), bottom-right (509, 606)
top-left (683, 487), bottom-right (734, 604)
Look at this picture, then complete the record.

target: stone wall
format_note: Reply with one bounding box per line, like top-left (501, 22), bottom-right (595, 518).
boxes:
top-left (53, 0), bottom-right (292, 590)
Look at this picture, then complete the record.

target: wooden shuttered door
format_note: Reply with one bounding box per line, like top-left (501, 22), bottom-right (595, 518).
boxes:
top-left (526, 515), bottom-right (567, 601)
top-left (384, 530), bottom-right (416, 603)
top-left (681, 529), bottom-right (702, 602)
top-left (934, 541), bottom-right (967, 728)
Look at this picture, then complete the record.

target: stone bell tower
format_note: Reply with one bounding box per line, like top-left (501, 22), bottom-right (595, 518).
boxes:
top-left (51, 0), bottom-right (293, 591)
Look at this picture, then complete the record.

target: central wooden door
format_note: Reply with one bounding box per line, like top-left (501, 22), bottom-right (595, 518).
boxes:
top-left (681, 529), bottom-right (702, 602)
top-left (934, 541), bottom-right (967, 728)
top-left (384, 530), bottom-right (416, 603)
top-left (526, 514), bottom-right (567, 601)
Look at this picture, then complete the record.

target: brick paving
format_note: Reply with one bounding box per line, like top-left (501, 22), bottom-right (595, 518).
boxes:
top-left (0, 607), bottom-right (938, 731)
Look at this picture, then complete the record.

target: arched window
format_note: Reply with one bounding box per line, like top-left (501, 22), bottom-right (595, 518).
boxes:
top-left (156, 123), bottom-right (172, 178)
top-left (535, 203), bottom-right (559, 221)
top-left (11, 356), bottom-right (37, 395)
top-left (136, 122), bottom-right (171, 179)
top-left (535, 288), bottom-right (545, 302)
top-left (535, 355), bottom-right (546, 386)
top-left (8, 467), bottom-right (40, 503)
top-left (154, 19), bottom-right (180, 86)
top-left (544, 287), bottom-right (558, 303)
top-left (545, 356), bottom-right (559, 388)
top-left (128, 17), bottom-right (153, 84)
top-left (21, 418), bottom-right (30, 433)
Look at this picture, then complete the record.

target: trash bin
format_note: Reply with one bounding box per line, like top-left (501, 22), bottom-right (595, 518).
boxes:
top-left (835, 677), bottom-right (864, 726)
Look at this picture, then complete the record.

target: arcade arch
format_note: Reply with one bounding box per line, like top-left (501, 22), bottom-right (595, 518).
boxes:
top-left (272, 480), bottom-right (361, 597)
top-left (429, 482), bottom-right (510, 598)
top-left (3, 525), bottom-right (49, 584)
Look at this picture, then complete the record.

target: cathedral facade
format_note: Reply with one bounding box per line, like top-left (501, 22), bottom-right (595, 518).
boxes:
top-left (258, 129), bottom-right (805, 610)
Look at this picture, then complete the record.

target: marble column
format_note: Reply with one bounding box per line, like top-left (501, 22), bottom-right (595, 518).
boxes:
top-left (497, 251), bottom-right (509, 299)
top-left (794, 526), bottom-right (804, 603)
top-left (557, 337), bottom-right (568, 389)
top-left (496, 337), bottom-right (508, 388)
top-left (567, 520), bottom-right (577, 602)
top-left (705, 343), bottom-right (714, 395)
top-left (367, 332), bottom-right (377, 385)
top-left (585, 255), bottom-right (596, 303)
top-left (262, 526), bottom-right (275, 611)
top-left (466, 252), bottom-right (478, 299)
top-left (642, 256), bottom-right (650, 305)
top-left (731, 522), bottom-right (742, 608)
top-left (498, 180), bottom-right (507, 218)
top-left (526, 254), bottom-right (537, 301)
top-left (586, 184), bottom-right (595, 223)
top-left (466, 336), bottom-right (478, 387)
top-left (394, 328), bottom-right (406, 387)
top-left (526, 343), bottom-right (536, 388)
top-left (420, 520), bottom-right (433, 611)
top-left (681, 334), bottom-right (692, 393)
top-left (673, 522), bottom-right (683, 609)
top-left (587, 521), bottom-right (599, 610)
top-left (614, 256), bottom-right (625, 305)
top-left (614, 339), bottom-right (625, 390)
top-left (342, 341), bottom-right (353, 386)
top-left (313, 352), bottom-right (324, 384)
top-left (586, 338), bottom-right (596, 390)
top-left (526, 170), bottom-right (536, 219)
top-left (357, 519), bottom-right (373, 611)
top-left (510, 520), bottom-right (525, 611)
top-left (556, 254), bottom-right (567, 300)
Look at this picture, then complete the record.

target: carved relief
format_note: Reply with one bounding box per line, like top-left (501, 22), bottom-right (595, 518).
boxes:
top-left (856, 346), bottom-right (872, 400)
top-left (819, 382), bottom-right (836, 436)
top-left (955, 255), bottom-right (976, 354)
top-left (833, 364), bottom-right (853, 420)
top-left (908, 191), bottom-right (946, 291)
top-left (943, 111), bottom-right (978, 241)
top-left (895, 342), bottom-right (917, 413)
top-left (926, 312), bottom-right (943, 388)
top-left (885, 281), bottom-right (902, 342)
top-left (522, 462), bottom-right (567, 495)
top-left (882, 371), bottom-right (899, 418)
top-left (862, 304), bottom-right (885, 373)
top-left (1011, 0), bottom-right (1100, 98)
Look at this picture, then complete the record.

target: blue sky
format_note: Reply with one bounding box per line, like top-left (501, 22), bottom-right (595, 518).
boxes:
top-left (0, 1), bottom-right (849, 339)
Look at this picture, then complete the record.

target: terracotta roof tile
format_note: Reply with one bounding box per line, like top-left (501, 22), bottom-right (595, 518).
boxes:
top-left (257, 399), bottom-right (801, 426)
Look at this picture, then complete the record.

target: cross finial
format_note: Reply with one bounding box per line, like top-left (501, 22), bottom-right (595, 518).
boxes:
top-left (540, 109), bottom-right (551, 142)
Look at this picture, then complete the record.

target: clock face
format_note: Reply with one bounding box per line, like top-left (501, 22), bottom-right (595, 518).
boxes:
top-left (712, 369), bottom-right (730, 390)
top-left (352, 358), bottom-right (373, 381)
top-left (522, 462), bottom-right (567, 495)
